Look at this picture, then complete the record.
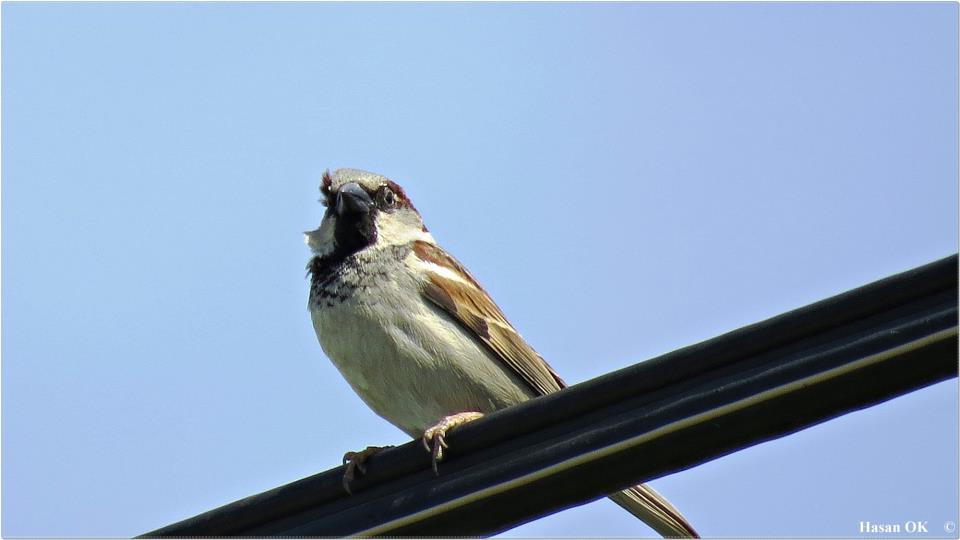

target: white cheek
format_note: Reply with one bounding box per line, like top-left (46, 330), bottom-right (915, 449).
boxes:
top-left (305, 217), bottom-right (336, 256)
top-left (375, 212), bottom-right (433, 248)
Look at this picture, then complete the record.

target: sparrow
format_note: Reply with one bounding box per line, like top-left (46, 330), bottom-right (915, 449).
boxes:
top-left (306, 168), bottom-right (699, 538)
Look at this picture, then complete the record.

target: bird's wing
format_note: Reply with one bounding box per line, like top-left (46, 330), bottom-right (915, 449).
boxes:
top-left (412, 240), bottom-right (700, 539)
top-left (412, 240), bottom-right (565, 396)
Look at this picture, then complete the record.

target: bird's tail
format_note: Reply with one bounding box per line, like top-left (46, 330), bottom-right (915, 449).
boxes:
top-left (608, 484), bottom-right (699, 538)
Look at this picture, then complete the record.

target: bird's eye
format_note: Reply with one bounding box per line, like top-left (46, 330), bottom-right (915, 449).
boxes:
top-left (378, 186), bottom-right (398, 209)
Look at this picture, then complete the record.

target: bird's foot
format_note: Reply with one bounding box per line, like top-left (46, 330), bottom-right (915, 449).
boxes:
top-left (342, 445), bottom-right (393, 494)
top-left (421, 411), bottom-right (484, 475)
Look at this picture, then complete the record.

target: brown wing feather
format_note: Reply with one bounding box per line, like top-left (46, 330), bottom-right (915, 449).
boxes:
top-left (413, 241), bottom-right (700, 538)
top-left (414, 241), bottom-right (565, 396)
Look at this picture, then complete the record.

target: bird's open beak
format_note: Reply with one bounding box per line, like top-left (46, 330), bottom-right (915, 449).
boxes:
top-left (336, 182), bottom-right (373, 217)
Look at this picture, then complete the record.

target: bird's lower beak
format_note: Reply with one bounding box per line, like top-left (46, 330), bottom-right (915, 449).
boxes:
top-left (336, 182), bottom-right (373, 217)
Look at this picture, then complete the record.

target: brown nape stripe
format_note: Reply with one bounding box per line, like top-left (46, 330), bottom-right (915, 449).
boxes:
top-left (321, 170), bottom-right (333, 196)
top-left (384, 180), bottom-right (418, 212)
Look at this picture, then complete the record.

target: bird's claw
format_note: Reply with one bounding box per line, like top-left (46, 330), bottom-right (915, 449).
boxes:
top-left (342, 445), bottom-right (392, 494)
top-left (421, 411), bottom-right (484, 475)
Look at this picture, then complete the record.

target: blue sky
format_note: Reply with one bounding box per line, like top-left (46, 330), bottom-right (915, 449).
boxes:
top-left (2, 2), bottom-right (957, 537)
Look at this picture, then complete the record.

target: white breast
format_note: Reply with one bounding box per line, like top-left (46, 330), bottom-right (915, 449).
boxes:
top-left (310, 251), bottom-right (534, 437)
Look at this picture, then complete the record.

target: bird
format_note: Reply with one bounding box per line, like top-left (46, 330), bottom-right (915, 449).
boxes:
top-left (305, 168), bottom-right (698, 538)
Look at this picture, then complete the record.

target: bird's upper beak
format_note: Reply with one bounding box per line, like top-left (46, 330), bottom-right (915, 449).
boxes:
top-left (336, 182), bottom-right (373, 217)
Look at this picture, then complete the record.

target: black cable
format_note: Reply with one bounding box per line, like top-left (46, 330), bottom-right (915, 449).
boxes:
top-left (141, 254), bottom-right (958, 538)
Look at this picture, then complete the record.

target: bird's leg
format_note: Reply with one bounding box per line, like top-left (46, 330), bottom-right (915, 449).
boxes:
top-left (342, 445), bottom-right (393, 494)
top-left (421, 411), bottom-right (484, 475)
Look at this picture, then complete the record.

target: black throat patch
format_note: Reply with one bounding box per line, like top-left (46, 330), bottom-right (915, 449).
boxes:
top-left (306, 206), bottom-right (380, 309)
top-left (332, 208), bottom-right (378, 259)
top-left (307, 254), bottom-right (358, 307)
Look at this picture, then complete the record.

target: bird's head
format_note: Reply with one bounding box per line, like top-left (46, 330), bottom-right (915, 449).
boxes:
top-left (306, 168), bottom-right (432, 258)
